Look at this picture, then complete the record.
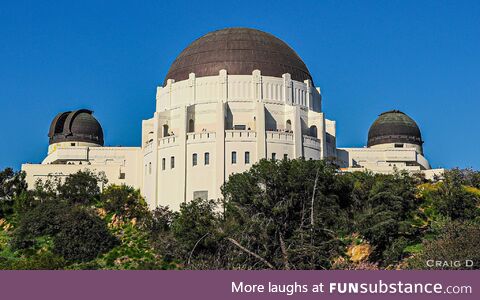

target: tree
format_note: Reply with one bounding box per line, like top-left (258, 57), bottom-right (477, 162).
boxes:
top-left (0, 168), bottom-right (27, 218)
top-left (57, 170), bottom-right (106, 205)
top-left (171, 198), bottom-right (222, 269)
top-left (221, 159), bottom-right (351, 269)
top-left (352, 171), bottom-right (422, 265)
top-left (148, 206), bottom-right (178, 262)
top-left (432, 169), bottom-right (479, 220)
top-left (11, 199), bottom-right (70, 250)
top-left (100, 185), bottom-right (149, 220)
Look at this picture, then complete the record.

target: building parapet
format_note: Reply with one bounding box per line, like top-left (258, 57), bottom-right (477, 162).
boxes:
top-left (186, 131), bottom-right (216, 144)
top-left (225, 130), bottom-right (257, 141)
top-left (266, 131), bottom-right (294, 143)
top-left (303, 135), bottom-right (321, 149)
top-left (157, 72), bottom-right (321, 112)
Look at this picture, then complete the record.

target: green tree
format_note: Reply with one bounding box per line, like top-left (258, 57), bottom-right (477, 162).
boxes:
top-left (432, 169), bottom-right (479, 220)
top-left (221, 159), bottom-right (351, 269)
top-left (352, 171), bottom-right (422, 265)
top-left (57, 170), bottom-right (106, 205)
top-left (101, 185), bottom-right (149, 220)
top-left (0, 168), bottom-right (27, 218)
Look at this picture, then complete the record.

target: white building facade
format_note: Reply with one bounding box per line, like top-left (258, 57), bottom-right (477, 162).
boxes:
top-left (22, 28), bottom-right (441, 210)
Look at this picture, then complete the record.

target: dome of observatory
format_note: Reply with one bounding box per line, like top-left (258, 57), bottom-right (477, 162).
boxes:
top-left (367, 110), bottom-right (423, 147)
top-left (164, 27), bottom-right (313, 85)
top-left (48, 109), bottom-right (104, 146)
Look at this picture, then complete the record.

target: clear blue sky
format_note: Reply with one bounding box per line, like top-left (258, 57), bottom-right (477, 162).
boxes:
top-left (1, 0), bottom-right (479, 170)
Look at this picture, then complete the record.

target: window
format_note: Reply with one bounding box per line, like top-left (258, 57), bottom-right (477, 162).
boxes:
top-left (119, 172), bottom-right (125, 179)
top-left (71, 143), bottom-right (75, 146)
top-left (395, 143), bottom-right (404, 148)
top-left (192, 153), bottom-right (198, 166)
top-left (162, 158), bottom-right (166, 170)
top-left (284, 154), bottom-right (288, 160)
top-left (188, 119), bottom-right (195, 133)
top-left (171, 156), bottom-right (175, 169)
top-left (204, 152), bottom-right (210, 165)
top-left (232, 151), bottom-right (237, 164)
top-left (286, 120), bottom-right (292, 131)
top-left (309, 125), bottom-right (318, 138)
top-left (193, 191), bottom-right (208, 200)
top-left (149, 162), bottom-right (152, 174)
top-left (163, 124), bottom-right (169, 137)
top-left (271, 153), bottom-right (276, 160)
top-left (234, 124), bottom-right (246, 130)
top-left (144, 164), bottom-right (147, 175)
top-left (245, 151), bottom-right (250, 164)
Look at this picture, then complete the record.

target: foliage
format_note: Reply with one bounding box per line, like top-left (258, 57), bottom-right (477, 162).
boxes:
top-left (1, 163), bottom-right (480, 270)
top-left (407, 221), bottom-right (480, 269)
top-left (52, 207), bottom-right (118, 262)
top-left (430, 169), bottom-right (480, 221)
top-left (221, 159), bottom-right (350, 269)
top-left (0, 168), bottom-right (27, 218)
top-left (100, 185), bottom-right (150, 221)
top-left (57, 170), bottom-right (106, 205)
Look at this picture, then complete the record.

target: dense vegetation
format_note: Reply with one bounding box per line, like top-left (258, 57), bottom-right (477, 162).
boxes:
top-left (0, 160), bottom-right (479, 270)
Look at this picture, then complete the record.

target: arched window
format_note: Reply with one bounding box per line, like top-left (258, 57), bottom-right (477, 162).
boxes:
top-left (192, 153), bottom-right (198, 166)
top-left (309, 125), bottom-right (318, 138)
top-left (188, 119), bottom-right (195, 133)
top-left (286, 120), bottom-right (292, 131)
top-left (204, 152), bottom-right (210, 165)
top-left (163, 124), bottom-right (169, 137)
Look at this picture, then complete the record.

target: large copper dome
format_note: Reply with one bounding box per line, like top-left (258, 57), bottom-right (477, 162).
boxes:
top-left (164, 28), bottom-right (313, 85)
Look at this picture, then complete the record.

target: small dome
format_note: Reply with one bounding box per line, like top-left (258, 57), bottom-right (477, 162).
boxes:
top-left (367, 110), bottom-right (423, 147)
top-left (48, 109), bottom-right (104, 146)
top-left (164, 27), bottom-right (313, 85)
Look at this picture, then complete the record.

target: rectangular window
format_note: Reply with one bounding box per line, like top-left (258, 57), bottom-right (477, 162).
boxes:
top-left (245, 151), bottom-right (250, 164)
top-left (284, 154), bottom-right (288, 160)
top-left (394, 143), bottom-right (404, 148)
top-left (171, 156), bottom-right (175, 169)
top-left (204, 152), bottom-right (210, 165)
top-left (232, 151), bottom-right (237, 164)
top-left (192, 153), bottom-right (198, 166)
top-left (272, 153), bottom-right (276, 160)
top-left (149, 162), bottom-right (152, 174)
top-left (162, 158), bottom-right (166, 170)
top-left (234, 124), bottom-right (246, 130)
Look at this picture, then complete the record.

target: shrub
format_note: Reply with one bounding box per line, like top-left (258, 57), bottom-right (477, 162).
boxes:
top-left (53, 207), bottom-right (118, 262)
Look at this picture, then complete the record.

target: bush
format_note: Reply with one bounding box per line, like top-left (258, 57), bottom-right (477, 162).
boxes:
top-left (53, 207), bottom-right (118, 262)
top-left (408, 221), bottom-right (480, 269)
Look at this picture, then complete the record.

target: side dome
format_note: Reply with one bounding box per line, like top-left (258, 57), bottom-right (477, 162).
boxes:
top-left (164, 27), bottom-right (313, 85)
top-left (48, 109), bottom-right (104, 146)
top-left (367, 110), bottom-right (423, 147)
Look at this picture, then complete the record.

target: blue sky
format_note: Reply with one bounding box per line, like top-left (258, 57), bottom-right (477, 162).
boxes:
top-left (1, 0), bottom-right (479, 170)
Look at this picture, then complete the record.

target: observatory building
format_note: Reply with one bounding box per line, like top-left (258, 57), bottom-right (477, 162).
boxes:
top-left (21, 28), bottom-right (441, 210)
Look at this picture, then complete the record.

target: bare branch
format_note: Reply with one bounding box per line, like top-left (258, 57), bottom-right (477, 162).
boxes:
top-left (188, 233), bottom-right (210, 266)
top-left (226, 237), bottom-right (275, 269)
